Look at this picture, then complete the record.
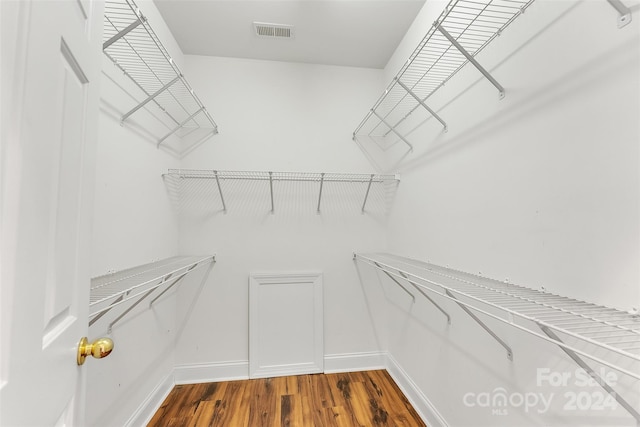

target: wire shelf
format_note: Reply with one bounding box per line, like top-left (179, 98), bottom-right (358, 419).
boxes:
top-left (166, 169), bottom-right (398, 183)
top-left (355, 253), bottom-right (640, 381)
top-left (89, 255), bottom-right (214, 321)
top-left (103, 0), bottom-right (218, 147)
top-left (353, 0), bottom-right (534, 149)
top-left (163, 169), bottom-right (400, 215)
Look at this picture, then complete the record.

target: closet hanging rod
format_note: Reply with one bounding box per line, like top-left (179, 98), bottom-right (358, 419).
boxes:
top-left (164, 169), bottom-right (399, 184)
top-left (354, 253), bottom-right (640, 380)
top-left (582, 330), bottom-right (638, 338)
top-left (540, 313), bottom-right (636, 323)
top-left (89, 255), bottom-right (214, 319)
top-left (357, 255), bottom-right (639, 379)
top-left (380, 254), bottom-right (639, 325)
top-left (103, 0), bottom-right (218, 147)
top-left (353, 0), bottom-right (534, 146)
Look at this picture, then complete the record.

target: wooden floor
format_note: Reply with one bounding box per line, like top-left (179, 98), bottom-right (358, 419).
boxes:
top-left (148, 370), bottom-right (426, 426)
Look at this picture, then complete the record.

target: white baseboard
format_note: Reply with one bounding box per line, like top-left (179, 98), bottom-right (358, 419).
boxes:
top-left (124, 372), bottom-right (174, 427)
top-left (173, 360), bottom-right (249, 384)
top-left (127, 353), bottom-right (445, 427)
top-left (251, 361), bottom-right (323, 379)
top-left (385, 353), bottom-right (448, 427)
top-left (324, 351), bottom-right (386, 373)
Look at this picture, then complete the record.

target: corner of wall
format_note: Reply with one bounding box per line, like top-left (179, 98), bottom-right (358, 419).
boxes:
top-left (124, 371), bottom-right (175, 427)
top-left (385, 352), bottom-right (449, 427)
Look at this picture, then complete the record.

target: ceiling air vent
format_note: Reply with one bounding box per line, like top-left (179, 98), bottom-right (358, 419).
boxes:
top-left (253, 22), bottom-right (294, 39)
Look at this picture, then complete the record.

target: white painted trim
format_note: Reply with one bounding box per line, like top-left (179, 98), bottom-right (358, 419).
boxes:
top-left (249, 362), bottom-right (321, 379)
top-left (385, 353), bottom-right (448, 427)
top-left (124, 372), bottom-right (175, 427)
top-left (174, 360), bottom-right (249, 384)
top-left (249, 271), bottom-right (324, 379)
top-left (124, 354), bottom-right (446, 427)
top-left (324, 351), bottom-right (386, 373)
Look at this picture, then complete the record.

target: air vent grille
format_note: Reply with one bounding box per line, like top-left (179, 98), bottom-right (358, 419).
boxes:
top-left (254, 22), bottom-right (294, 39)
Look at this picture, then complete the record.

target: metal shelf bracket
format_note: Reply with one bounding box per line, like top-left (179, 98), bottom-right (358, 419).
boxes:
top-left (157, 107), bottom-right (205, 147)
top-left (108, 286), bottom-right (157, 333)
top-left (606, 0), bottom-right (632, 28)
top-left (103, 13), bottom-right (146, 50)
top-left (395, 78), bottom-right (448, 132)
top-left (89, 256), bottom-right (214, 330)
top-left (375, 262), bottom-right (415, 302)
top-left (361, 174), bottom-right (374, 213)
top-left (539, 325), bottom-right (640, 423)
top-left (107, 270), bottom-right (183, 333)
top-left (436, 24), bottom-right (505, 99)
top-left (214, 170), bottom-right (227, 213)
top-left (121, 75), bottom-right (181, 123)
top-left (317, 173), bottom-right (325, 213)
top-left (399, 271), bottom-right (451, 324)
top-left (446, 289), bottom-right (513, 360)
top-left (371, 110), bottom-right (414, 151)
top-left (89, 295), bottom-right (123, 327)
top-left (149, 264), bottom-right (199, 306)
top-left (269, 172), bottom-right (275, 213)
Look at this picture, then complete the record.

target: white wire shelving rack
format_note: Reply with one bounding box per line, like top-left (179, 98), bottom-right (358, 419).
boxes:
top-left (354, 253), bottom-right (640, 422)
top-left (163, 169), bottom-right (400, 214)
top-left (89, 255), bottom-right (214, 332)
top-left (103, 0), bottom-right (218, 148)
top-left (353, 0), bottom-right (534, 151)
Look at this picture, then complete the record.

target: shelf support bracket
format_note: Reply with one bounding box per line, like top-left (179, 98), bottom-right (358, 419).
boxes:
top-left (361, 174), bottom-right (374, 213)
top-left (214, 170), bottom-right (227, 213)
top-left (446, 289), bottom-right (513, 360)
top-left (269, 172), bottom-right (275, 213)
top-left (157, 107), bottom-right (205, 147)
top-left (436, 24), bottom-right (505, 99)
top-left (121, 75), bottom-right (181, 123)
top-left (606, 0), bottom-right (632, 28)
top-left (539, 325), bottom-right (640, 423)
top-left (399, 271), bottom-right (451, 324)
top-left (317, 173), bottom-right (325, 213)
top-left (375, 262), bottom-right (415, 302)
top-left (89, 295), bottom-right (123, 327)
top-left (371, 110), bottom-right (414, 151)
top-left (395, 78), bottom-right (448, 132)
top-left (149, 265), bottom-right (197, 306)
top-left (108, 273), bottom-right (173, 333)
top-left (103, 15), bottom-right (147, 50)
top-left (107, 288), bottom-right (155, 333)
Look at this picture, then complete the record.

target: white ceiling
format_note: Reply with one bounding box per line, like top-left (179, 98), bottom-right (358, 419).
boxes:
top-left (153, 0), bottom-right (426, 69)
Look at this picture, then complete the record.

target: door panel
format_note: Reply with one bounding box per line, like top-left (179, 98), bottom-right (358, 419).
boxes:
top-left (249, 272), bottom-right (324, 379)
top-left (43, 38), bottom-right (89, 338)
top-left (0, 0), bottom-right (103, 425)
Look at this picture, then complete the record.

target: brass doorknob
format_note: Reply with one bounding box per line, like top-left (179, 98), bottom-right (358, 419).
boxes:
top-left (77, 337), bottom-right (114, 365)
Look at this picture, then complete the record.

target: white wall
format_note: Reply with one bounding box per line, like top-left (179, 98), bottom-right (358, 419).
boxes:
top-left (86, 1), bottom-right (188, 425)
top-left (173, 56), bottom-right (390, 372)
top-left (85, 0), bottom-right (640, 425)
top-left (367, 0), bottom-right (640, 425)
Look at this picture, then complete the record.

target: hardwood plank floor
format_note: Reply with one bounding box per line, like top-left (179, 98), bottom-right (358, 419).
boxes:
top-left (148, 370), bottom-right (426, 426)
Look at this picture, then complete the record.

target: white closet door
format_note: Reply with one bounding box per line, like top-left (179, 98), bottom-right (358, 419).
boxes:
top-left (249, 272), bottom-right (323, 379)
top-left (0, 0), bottom-right (102, 425)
